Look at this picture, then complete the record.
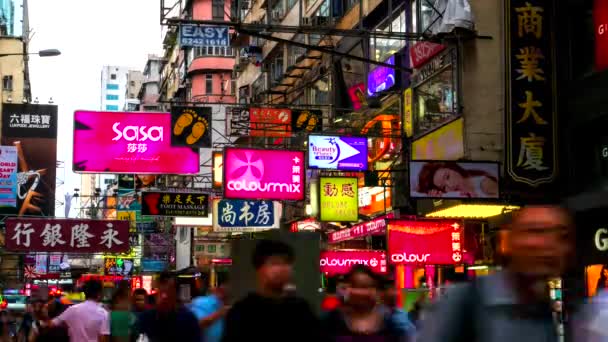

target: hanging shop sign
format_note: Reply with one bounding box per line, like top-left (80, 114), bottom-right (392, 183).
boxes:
top-left (360, 114), bottom-right (401, 163)
top-left (193, 241), bottom-right (231, 258)
top-left (358, 187), bottom-right (392, 216)
top-left (410, 41), bottom-right (447, 69)
top-left (104, 257), bottom-right (134, 276)
top-left (213, 151), bottom-right (223, 188)
top-left (291, 219), bottom-right (321, 232)
top-left (223, 148), bottom-right (305, 201)
top-left (0, 146), bottom-right (18, 208)
top-left (328, 212), bottom-right (395, 243)
top-left (73, 111), bottom-right (200, 174)
top-left (348, 83), bottom-right (366, 110)
top-left (320, 250), bottom-right (388, 276)
top-left (227, 107), bottom-right (250, 137)
top-left (5, 218), bottom-right (130, 253)
top-left (505, 0), bottom-right (557, 188)
top-left (367, 55), bottom-right (396, 97)
top-left (170, 106), bottom-right (212, 148)
top-left (595, 0), bottom-right (608, 72)
top-left (179, 25), bottom-right (229, 47)
top-left (412, 118), bottom-right (464, 160)
top-left (403, 88), bottom-right (413, 138)
top-left (141, 192), bottom-right (209, 218)
top-left (388, 219), bottom-right (463, 265)
top-left (249, 108), bottom-right (292, 137)
top-left (319, 177), bottom-right (359, 222)
top-left (1, 104), bottom-right (58, 217)
top-left (308, 135), bottom-right (368, 171)
top-left (212, 199), bottom-right (281, 232)
top-left (411, 48), bottom-right (456, 87)
top-left (141, 259), bottom-right (167, 272)
top-left (292, 109), bottom-right (322, 134)
top-left (409, 161), bottom-right (500, 199)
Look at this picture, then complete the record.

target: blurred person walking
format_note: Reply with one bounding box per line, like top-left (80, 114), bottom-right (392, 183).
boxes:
top-left (418, 205), bottom-right (572, 342)
top-left (44, 279), bottom-right (110, 342)
top-left (28, 299), bottom-right (69, 342)
top-left (190, 278), bottom-right (231, 342)
top-left (381, 282), bottom-right (416, 339)
top-left (110, 282), bottom-right (134, 342)
top-left (221, 239), bottom-right (320, 342)
top-left (322, 265), bottom-right (407, 342)
top-left (136, 272), bottom-right (201, 342)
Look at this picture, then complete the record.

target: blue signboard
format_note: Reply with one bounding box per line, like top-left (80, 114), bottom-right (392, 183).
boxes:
top-left (213, 200), bottom-right (281, 232)
top-left (141, 259), bottom-right (167, 272)
top-left (180, 25), bottom-right (230, 47)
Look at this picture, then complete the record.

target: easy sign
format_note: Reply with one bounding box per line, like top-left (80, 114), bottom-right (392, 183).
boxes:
top-left (180, 25), bottom-right (230, 47)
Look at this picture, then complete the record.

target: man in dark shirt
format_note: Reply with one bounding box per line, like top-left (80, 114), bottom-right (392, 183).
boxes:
top-left (221, 239), bottom-right (320, 342)
top-left (137, 272), bottom-right (201, 342)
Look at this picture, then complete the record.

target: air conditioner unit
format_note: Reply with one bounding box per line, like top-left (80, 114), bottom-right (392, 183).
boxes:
top-left (301, 17), bottom-right (312, 26)
top-left (313, 16), bottom-right (331, 26)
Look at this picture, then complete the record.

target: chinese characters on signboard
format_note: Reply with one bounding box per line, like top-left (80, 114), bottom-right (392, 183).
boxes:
top-left (213, 199), bottom-right (281, 232)
top-left (328, 213), bottom-right (395, 243)
top-left (0, 146), bottom-right (18, 207)
top-left (249, 108), bottom-right (292, 137)
top-left (5, 218), bottom-right (130, 253)
top-left (506, 0), bottom-right (557, 188)
top-left (319, 177), bottom-right (359, 222)
top-left (141, 192), bottom-right (209, 218)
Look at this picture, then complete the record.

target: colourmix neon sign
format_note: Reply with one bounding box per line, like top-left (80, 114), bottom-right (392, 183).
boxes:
top-left (319, 250), bottom-right (387, 275)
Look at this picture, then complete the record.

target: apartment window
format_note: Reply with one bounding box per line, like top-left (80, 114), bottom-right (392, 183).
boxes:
top-left (193, 46), bottom-right (234, 58)
top-left (205, 74), bottom-right (213, 94)
top-left (130, 80), bottom-right (136, 86)
top-left (370, 8), bottom-right (406, 61)
top-left (106, 84), bottom-right (119, 90)
top-left (106, 94), bottom-right (119, 100)
top-left (106, 105), bottom-right (119, 111)
top-left (110, 74), bottom-right (117, 80)
top-left (212, 0), bottom-right (224, 20)
top-left (2, 76), bottom-right (13, 91)
top-left (231, 79), bottom-right (236, 95)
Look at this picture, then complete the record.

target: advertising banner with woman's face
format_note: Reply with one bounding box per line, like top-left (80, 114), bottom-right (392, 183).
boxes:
top-left (410, 161), bottom-right (500, 199)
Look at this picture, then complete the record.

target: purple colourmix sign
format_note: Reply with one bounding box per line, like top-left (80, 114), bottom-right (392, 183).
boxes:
top-left (367, 55), bottom-right (396, 97)
top-left (73, 111), bottom-right (200, 174)
top-left (223, 148), bottom-right (305, 201)
top-left (308, 135), bottom-right (368, 171)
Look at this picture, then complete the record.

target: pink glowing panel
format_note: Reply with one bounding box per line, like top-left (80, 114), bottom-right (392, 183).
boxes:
top-left (223, 147), bottom-right (305, 201)
top-left (73, 110), bottom-right (200, 174)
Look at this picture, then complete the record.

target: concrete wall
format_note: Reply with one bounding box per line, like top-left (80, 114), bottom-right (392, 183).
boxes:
top-left (461, 0), bottom-right (504, 162)
top-left (0, 38), bottom-right (25, 104)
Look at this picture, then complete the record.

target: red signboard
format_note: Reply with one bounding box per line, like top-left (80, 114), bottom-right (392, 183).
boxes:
top-left (410, 42), bottom-right (447, 69)
top-left (249, 108), bottom-right (292, 137)
top-left (5, 218), bottom-right (130, 253)
top-left (328, 213), bottom-right (395, 243)
top-left (595, 0), bottom-right (608, 72)
top-left (388, 219), bottom-right (463, 265)
top-left (320, 250), bottom-right (387, 276)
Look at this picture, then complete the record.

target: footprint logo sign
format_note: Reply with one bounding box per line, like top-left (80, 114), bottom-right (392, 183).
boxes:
top-left (292, 109), bottom-right (322, 133)
top-left (171, 106), bottom-right (212, 148)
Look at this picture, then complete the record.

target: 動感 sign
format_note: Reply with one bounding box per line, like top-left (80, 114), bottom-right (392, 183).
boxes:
top-left (319, 177), bottom-right (359, 222)
top-left (180, 25), bottom-right (229, 47)
top-left (141, 192), bottom-right (209, 218)
top-left (5, 218), bottom-right (130, 253)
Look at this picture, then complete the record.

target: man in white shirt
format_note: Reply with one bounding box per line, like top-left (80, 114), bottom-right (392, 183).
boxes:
top-left (48, 280), bottom-right (110, 342)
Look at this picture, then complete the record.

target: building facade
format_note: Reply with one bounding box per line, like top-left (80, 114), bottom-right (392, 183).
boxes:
top-left (125, 70), bottom-right (143, 111)
top-left (100, 65), bottom-right (130, 111)
top-left (138, 55), bottom-right (164, 112)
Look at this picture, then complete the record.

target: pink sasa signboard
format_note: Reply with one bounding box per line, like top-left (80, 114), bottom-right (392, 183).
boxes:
top-left (223, 147), bottom-right (305, 201)
top-left (73, 111), bottom-right (200, 174)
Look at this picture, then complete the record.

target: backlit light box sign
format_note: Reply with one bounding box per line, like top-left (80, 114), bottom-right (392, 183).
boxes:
top-left (73, 111), bottom-right (200, 174)
top-left (308, 135), bottom-right (368, 171)
top-left (223, 148), bottom-right (305, 201)
top-left (367, 55), bottom-right (396, 97)
top-left (179, 25), bottom-right (229, 47)
top-left (388, 219), bottom-right (463, 265)
top-left (320, 250), bottom-right (387, 276)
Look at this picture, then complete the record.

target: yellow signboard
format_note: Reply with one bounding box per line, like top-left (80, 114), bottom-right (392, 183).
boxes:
top-left (213, 152), bottom-right (223, 188)
top-left (403, 88), bottom-right (413, 138)
top-left (319, 177), bottom-right (359, 222)
top-left (412, 118), bottom-right (464, 160)
top-left (117, 211), bottom-right (137, 233)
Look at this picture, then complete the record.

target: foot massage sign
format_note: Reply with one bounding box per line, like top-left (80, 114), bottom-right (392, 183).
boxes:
top-left (171, 106), bottom-right (212, 148)
top-left (73, 111), bottom-right (200, 174)
top-left (223, 147), bottom-right (305, 201)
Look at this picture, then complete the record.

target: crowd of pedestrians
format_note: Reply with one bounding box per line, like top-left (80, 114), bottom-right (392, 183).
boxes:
top-left (7, 205), bottom-right (608, 341)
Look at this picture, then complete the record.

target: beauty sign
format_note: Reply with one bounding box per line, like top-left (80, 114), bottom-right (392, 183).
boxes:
top-left (223, 148), bottom-right (305, 201)
top-left (73, 111), bottom-right (200, 174)
top-left (320, 250), bottom-right (387, 276)
top-left (319, 177), bottom-right (359, 222)
top-left (308, 135), bottom-right (368, 171)
top-left (388, 219), bottom-right (463, 265)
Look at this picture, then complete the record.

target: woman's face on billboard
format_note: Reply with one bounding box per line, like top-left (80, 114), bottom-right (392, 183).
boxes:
top-left (432, 168), bottom-right (464, 192)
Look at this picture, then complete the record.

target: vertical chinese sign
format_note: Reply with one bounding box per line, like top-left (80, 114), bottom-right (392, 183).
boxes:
top-left (319, 177), bottom-right (359, 222)
top-left (506, 0), bottom-right (557, 190)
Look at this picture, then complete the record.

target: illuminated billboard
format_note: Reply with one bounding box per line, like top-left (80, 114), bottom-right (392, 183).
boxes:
top-left (73, 111), bottom-right (200, 174)
top-left (308, 135), bottom-right (368, 171)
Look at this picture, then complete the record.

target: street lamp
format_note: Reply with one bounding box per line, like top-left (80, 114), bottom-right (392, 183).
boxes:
top-left (0, 49), bottom-right (61, 58)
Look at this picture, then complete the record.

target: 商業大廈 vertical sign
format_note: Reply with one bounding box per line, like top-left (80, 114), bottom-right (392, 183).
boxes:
top-left (505, 0), bottom-right (557, 188)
